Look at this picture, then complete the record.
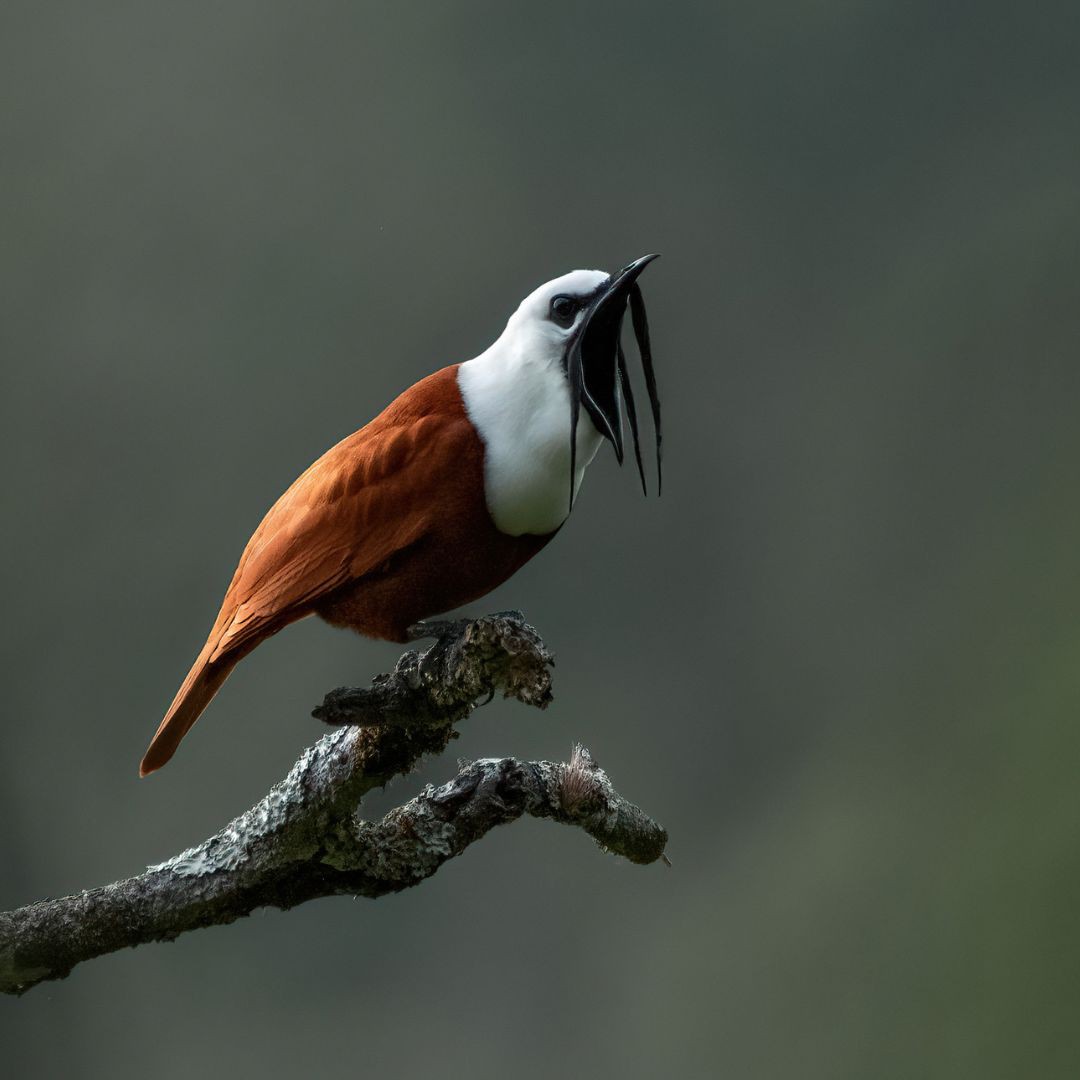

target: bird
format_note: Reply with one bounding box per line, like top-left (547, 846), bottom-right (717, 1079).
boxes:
top-left (139, 255), bottom-right (662, 775)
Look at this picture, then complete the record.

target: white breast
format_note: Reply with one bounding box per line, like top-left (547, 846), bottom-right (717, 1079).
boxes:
top-left (458, 350), bottom-right (602, 537)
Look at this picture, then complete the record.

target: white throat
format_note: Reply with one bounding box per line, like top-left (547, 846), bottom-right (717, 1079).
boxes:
top-left (458, 344), bottom-right (603, 537)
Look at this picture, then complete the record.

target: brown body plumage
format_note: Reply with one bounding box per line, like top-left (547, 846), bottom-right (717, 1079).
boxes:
top-left (140, 255), bottom-right (662, 776)
top-left (139, 366), bottom-right (552, 776)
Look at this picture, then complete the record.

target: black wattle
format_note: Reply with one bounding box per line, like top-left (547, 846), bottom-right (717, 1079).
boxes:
top-left (629, 283), bottom-right (662, 495)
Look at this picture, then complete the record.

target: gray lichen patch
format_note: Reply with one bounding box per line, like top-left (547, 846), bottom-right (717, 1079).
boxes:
top-left (0, 612), bottom-right (666, 997)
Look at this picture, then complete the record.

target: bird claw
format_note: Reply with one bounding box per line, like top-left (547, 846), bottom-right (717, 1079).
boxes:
top-left (405, 617), bottom-right (473, 643)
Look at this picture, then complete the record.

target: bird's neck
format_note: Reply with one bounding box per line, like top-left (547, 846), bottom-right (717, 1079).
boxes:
top-left (457, 346), bottom-right (602, 537)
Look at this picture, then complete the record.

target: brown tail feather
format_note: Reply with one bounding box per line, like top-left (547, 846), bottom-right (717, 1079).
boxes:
top-left (139, 653), bottom-right (239, 776)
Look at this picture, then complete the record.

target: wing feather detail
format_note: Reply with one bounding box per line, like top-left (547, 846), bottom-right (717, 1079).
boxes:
top-left (140, 365), bottom-right (474, 775)
top-left (205, 369), bottom-right (467, 662)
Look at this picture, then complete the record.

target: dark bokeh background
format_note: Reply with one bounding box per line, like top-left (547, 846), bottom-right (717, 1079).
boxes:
top-left (3, 2), bottom-right (1080, 1076)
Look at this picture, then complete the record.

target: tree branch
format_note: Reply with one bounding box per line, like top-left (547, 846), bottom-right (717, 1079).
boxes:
top-left (0, 612), bottom-right (667, 996)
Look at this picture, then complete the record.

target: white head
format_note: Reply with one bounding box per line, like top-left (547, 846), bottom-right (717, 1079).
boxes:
top-left (458, 256), bottom-right (662, 537)
top-left (495, 268), bottom-right (611, 368)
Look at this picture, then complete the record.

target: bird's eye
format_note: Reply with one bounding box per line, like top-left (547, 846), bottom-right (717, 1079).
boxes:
top-left (550, 295), bottom-right (578, 327)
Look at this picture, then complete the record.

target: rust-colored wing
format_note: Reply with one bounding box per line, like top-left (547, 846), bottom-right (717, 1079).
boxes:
top-left (139, 365), bottom-right (469, 775)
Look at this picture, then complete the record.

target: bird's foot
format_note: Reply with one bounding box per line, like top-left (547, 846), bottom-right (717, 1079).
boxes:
top-left (405, 617), bottom-right (473, 643)
top-left (405, 610), bottom-right (528, 645)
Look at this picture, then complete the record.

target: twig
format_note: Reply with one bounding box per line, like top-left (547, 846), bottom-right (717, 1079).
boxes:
top-left (0, 612), bottom-right (667, 996)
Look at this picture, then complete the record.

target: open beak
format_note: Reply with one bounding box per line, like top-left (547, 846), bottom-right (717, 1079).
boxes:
top-left (565, 254), bottom-right (661, 509)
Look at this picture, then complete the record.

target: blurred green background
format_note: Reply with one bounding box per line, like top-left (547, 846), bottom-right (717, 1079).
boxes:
top-left (3, 2), bottom-right (1080, 1077)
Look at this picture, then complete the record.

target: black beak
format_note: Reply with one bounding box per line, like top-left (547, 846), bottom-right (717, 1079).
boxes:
top-left (565, 254), bottom-right (661, 510)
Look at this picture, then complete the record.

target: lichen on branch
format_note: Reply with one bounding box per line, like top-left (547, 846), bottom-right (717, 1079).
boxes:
top-left (0, 612), bottom-right (667, 996)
